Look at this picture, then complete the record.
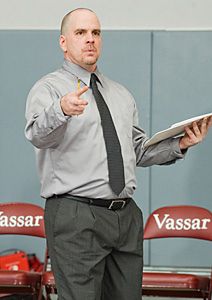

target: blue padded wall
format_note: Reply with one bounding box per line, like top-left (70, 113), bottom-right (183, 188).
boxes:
top-left (0, 30), bottom-right (211, 266)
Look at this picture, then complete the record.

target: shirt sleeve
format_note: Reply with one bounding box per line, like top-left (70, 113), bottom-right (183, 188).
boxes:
top-left (25, 81), bottom-right (70, 149)
top-left (132, 102), bottom-right (186, 167)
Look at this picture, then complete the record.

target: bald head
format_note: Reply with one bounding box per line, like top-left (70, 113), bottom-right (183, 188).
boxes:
top-left (59, 8), bottom-right (102, 72)
top-left (61, 8), bottom-right (99, 35)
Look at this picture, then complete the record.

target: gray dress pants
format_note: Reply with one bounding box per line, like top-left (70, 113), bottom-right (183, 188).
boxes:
top-left (44, 197), bottom-right (143, 300)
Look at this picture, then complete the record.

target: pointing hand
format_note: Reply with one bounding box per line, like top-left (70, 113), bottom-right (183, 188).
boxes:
top-left (60, 85), bottom-right (89, 116)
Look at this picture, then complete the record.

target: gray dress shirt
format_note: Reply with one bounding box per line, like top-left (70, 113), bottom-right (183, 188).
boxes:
top-left (25, 59), bottom-right (184, 199)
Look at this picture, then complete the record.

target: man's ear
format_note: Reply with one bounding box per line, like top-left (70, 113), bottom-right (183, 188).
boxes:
top-left (59, 35), bottom-right (67, 52)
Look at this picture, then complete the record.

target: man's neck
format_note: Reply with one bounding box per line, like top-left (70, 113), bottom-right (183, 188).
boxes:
top-left (64, 57), bottom-right (96, 73)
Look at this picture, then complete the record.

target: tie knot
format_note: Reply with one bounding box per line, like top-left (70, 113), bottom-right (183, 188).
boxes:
top-left (90, 73), bottom-right (100, 87)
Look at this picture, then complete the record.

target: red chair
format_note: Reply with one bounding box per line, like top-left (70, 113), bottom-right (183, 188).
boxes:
top-left (0, 202), bottom-right (46, 299)
top-left (142, 205), bottom-right (212, 300)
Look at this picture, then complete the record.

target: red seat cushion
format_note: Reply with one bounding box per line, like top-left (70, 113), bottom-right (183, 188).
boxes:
top-left (0, 270), bottom-right (41, 287)
top-left (142, 272), bottom-right (210, 290)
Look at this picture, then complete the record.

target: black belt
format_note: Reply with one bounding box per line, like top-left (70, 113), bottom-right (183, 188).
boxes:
top-left (49, 194), bottom-right (131, 210)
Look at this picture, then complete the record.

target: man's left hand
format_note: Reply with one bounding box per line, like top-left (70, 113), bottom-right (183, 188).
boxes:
top-left (179, 116), bottom-right (212, 150)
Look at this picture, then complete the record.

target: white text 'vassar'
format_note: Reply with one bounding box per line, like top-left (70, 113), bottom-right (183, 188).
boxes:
top-left (153, 214), bottom-right (210, 230)
top-left (0, 212), bottom-right (43, 227)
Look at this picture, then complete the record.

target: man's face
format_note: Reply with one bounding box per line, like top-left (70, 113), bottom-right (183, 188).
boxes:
top-left (60, 10), bottom-right (102, 72)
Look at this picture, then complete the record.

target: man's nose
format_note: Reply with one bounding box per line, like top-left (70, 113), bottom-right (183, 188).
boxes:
top-left (86, 32), bottom-right (95, 43)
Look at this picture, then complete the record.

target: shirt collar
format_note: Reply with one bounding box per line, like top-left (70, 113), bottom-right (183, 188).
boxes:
top-left (62, 59), bottom-right (103, 87)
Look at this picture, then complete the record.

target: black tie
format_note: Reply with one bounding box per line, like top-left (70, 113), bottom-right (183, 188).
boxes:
top-left (90, 73), bottom-right (125, 196)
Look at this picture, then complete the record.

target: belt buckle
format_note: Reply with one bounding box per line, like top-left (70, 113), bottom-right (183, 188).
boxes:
top-left (108, 200), bottom-right (126, 210)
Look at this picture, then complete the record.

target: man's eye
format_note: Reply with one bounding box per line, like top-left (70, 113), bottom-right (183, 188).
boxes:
top-left (76, 31), bottom-right (83, 35)
top-left (93, 31), bottom-right (100, 36)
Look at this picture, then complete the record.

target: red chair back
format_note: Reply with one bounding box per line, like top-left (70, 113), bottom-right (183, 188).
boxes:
top-left (0, 202), bottom-right (45, 238)
top-left (144, 205), bottom-right (212, 241)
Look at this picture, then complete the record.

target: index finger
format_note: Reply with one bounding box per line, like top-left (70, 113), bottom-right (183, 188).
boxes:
top-left (75, 85), bottom-right (89, 97)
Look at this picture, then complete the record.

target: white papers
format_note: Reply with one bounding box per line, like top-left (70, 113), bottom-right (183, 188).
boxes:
top-left (144, 112), bottom-right (212, 149)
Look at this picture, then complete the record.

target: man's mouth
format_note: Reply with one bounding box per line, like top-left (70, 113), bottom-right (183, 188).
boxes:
top-left (83, 48), bottom-right (96, 52)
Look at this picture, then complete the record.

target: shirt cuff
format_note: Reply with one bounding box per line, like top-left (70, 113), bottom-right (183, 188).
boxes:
top-left (171, 137), bottom-right (188, 158)
top-left (53, 98), bottom-right (71, 122)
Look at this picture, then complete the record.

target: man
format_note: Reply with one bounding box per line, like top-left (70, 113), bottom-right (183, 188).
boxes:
top-left (25, 8), bottom-right (212, 300)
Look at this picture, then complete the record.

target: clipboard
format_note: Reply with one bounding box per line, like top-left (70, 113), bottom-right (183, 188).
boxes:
top-left (144, 112), bottom-right (212, 149)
